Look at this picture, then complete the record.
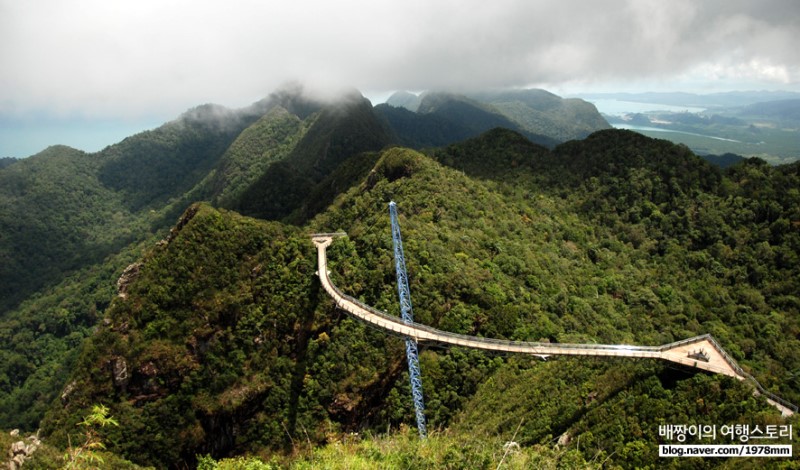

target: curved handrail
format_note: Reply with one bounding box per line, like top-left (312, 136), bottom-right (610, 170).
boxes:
top-left (333, 281), bottom-right (662, 353)
top-left (702, 335), bottom-right (798, 413)
top-left (312, 235), bottom-right (797, 414)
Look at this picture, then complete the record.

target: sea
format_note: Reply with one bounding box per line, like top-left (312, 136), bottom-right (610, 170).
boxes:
top-left (585, 99), bottom-right (706, 117)
top-left (581, 99), bottom-right (739, 141)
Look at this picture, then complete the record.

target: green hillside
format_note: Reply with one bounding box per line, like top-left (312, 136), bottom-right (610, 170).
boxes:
top-left (377, 89), bottom-right (608, 149)
top-left (0, 87), bottom-right (395, 435)
top-left (2, 85), bottom-right (799, 468)
top-left (232, 92), bottom-right (392, 221)
top-left (205, 106), bottom-right (309, 208)
top-left (98, 103), bottom-right (262, 212)
top-left (0, 85), bottom-right (352, 317)
top-left (0, 145), bottom-right (144, 313)
top-left (375, 103), bottom-right (498, 149)
top-left (0, 86), bottom-right (606, 317)
top-left (0, 238), bottom-right (153, 432)
top-left (0, 103), bottom-right (267, 316)
top-left (34, 133), bottom-right (800, 468)
top-left (469, 88), bottom-right (612, 141)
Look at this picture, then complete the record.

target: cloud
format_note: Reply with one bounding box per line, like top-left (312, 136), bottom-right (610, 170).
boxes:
top-left (1, 0), bottom-right (798, 120)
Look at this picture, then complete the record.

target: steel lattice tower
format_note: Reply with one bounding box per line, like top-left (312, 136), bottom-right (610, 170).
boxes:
top-left (389, 201), bottom-right (427, 438)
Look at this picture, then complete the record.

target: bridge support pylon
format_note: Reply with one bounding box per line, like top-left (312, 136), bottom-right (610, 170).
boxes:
top-left (389, 201), bottom-right (428, 439)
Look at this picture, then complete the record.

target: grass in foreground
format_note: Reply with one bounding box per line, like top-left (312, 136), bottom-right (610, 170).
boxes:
top-left (199, 429), bottom-right (596, 470)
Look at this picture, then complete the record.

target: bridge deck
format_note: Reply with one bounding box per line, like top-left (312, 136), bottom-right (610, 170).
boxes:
top-left (312, 235), bottom-right (796, 416)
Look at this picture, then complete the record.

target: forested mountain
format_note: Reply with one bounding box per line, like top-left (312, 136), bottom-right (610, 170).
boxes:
top-left (97, 103), bottom-right (262, 212)
top-left (2, 86), bottom-right (798, 468)
top-left (36, 133), bottom-right (800, 468)
top-left (737, 99), bottom-right (800, 123)
top-left (0, 86), bottom-right (371, 435)
top-left (0, 86), bottom-right (333, 317)
top-left (0, 145), bottom-right (142, 313)
top-left (381, 88), bottom-right (610, 147)
top-left (468, 88), bottom-right (612, 141)
top-left (0, 101), bottom-right (255, 315)
top-left (0, 87), bottom-right (606, 319)
top-left (231, 91), bottom-right (392, 221)
top-left (701, 153), bottom-right (746, 168)
top-left (376, 93), bottom-right (559, 149)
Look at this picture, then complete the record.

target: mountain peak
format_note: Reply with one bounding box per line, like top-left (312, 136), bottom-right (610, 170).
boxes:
top-left (248, 83), bottom-right (371, 120)
top-left (386, 91), bottom-right (422, 111)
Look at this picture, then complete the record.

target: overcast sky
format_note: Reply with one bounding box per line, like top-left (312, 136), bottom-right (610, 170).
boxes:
top-left (2, 0), bottom-right (799, 157)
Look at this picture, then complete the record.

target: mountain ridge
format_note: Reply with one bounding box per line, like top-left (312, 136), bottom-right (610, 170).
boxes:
top-left (40, 135), bottom-right (800, 467)
top-left (383, 88), bottom-right (609, 147)
top-left (2, 84), bottom-right (798, 468)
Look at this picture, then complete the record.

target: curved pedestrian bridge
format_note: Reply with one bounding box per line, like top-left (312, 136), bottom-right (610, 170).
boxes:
top-left (311, 234), bottom-right (796, 416)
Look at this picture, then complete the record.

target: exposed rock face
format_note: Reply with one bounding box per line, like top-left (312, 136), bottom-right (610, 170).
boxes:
top-left (165, 203), bottom-right (201, 243)
top-left (111, 356), bottom-right (130, 393)
top-left (60, 380), bottom-right (77, 405)
top-left (6, 430), bottom-right (40, 470)
top-left (117, 262), bottom-right (142, 299)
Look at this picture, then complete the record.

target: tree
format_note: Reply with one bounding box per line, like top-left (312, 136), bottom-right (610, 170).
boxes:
top-left (63, 404), bottom-right (119, 469)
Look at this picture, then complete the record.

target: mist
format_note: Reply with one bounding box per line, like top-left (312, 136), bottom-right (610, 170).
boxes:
top-left (1, 0), bottom-right (798, 156)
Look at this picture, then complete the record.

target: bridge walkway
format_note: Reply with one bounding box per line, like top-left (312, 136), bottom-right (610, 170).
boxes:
top-left (311, 235), bottom-right (796, 416)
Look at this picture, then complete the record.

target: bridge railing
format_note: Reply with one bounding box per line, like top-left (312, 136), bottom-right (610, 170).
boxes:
top-left (655, 334), bottom-right (713, 352)
top-left (321, 249), bottom-right (798, 414)
top-left (703, 336), bottom-right (798, 413)
top-left (324, 271), bottom-right (664, 354)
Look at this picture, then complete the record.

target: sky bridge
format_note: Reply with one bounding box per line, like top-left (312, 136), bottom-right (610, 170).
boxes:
top-left (311, 234), bottom-right (797, 417)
